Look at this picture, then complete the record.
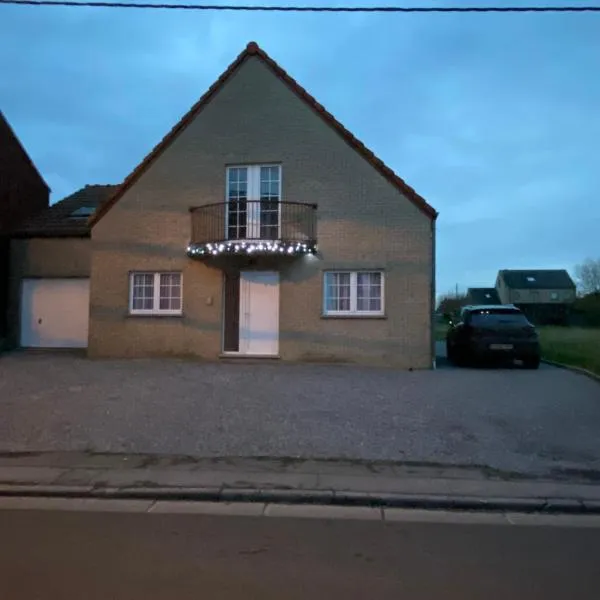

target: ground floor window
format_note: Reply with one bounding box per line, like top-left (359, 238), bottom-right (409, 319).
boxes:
top-left (323, 271), bottom-right (384, 316)
top-left (129, 272), bottom-right (182, 315)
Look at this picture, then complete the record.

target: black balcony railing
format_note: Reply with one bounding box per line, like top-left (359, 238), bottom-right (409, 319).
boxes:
top-left (187, 201), bottom-right (317, 259)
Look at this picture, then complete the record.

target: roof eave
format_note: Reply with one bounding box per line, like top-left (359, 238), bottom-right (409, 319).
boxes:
top-left (90, 42), bottom-right (438, 228)
top-left (12, 231), bottom-right (91, 239)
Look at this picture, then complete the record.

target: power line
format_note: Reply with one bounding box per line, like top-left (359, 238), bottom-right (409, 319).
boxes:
top-left (1, 1), bottom-right (600, 12)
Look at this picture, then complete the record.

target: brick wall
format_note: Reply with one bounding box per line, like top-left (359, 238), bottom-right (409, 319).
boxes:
top-left (7, 238), bottom-right (91, 345)
top-left (90, 56), bottom-right (434, 368)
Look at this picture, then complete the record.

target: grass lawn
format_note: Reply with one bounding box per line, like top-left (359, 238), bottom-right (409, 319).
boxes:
top-left (538, 326), bottom-right (600, 376)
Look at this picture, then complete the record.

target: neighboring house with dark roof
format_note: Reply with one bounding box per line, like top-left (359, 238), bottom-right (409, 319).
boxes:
top-left (495, 269), bottom-right (576, 325)
top-left (0, 110), bottom-right (50, 337)
top-left (467, 287), bottom-right (501, 306)
top-left (8, 42), bottom-right (438, 368)
top-left (8, 184), bottom-right (116, 347)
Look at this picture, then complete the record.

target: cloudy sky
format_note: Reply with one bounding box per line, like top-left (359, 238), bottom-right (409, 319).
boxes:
top-left (1, 0), bottom-right (598, 294)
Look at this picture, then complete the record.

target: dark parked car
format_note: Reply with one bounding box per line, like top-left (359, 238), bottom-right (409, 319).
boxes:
top-left (446, 305), bottom-right (540, 369)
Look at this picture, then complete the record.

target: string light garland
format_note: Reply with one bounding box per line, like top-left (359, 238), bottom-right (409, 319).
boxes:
top-left (187, 239), bottom-right (317, 258)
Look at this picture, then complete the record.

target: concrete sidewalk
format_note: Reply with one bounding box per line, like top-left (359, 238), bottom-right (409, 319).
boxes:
top-left (1, 452), bottom-right (600, 513)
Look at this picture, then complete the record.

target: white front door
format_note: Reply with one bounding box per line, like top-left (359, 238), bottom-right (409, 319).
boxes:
top-left (20, 278), bottom-right (90, 348)
top-left (239, 271), bottom-right (279, 355)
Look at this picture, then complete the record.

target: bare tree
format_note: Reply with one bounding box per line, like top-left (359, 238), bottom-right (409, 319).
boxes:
top-left (574, 258), bottom-right (600, 295)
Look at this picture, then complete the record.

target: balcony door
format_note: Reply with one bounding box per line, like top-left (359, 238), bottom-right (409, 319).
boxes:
top-left (226, 165), bottom-right (281, 241)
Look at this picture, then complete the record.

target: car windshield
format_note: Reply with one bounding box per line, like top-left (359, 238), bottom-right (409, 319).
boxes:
top-left (469, 310), bottom-right (530, 327)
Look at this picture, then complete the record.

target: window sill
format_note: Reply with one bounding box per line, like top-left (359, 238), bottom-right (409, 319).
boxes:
top-left (321, 313), bottom-right (387, 320)
top-left (127, 313), bottom-right (184, 318)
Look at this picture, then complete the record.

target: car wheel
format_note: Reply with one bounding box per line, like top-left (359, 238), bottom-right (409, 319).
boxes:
top-left (452, 346), bottom-right (469, 367)
top-left (458, 348), bottom-right (471, 367)
top-left (523, 356), bottom-right (540, 370)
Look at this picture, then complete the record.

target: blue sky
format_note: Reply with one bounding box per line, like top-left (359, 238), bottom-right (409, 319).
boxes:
top-left (1, 0), bottom-right (599, 295)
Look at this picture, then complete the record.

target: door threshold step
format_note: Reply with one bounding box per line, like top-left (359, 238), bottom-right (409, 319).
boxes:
top-left (219, 354), bottom-right (281, 361)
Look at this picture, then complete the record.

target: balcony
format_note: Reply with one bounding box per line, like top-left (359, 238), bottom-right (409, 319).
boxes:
top-left (188, 201), bottom-right (317, 259)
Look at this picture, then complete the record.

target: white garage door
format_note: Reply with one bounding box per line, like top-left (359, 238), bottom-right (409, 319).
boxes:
top-left (20, 279), bottom-right (90, 348)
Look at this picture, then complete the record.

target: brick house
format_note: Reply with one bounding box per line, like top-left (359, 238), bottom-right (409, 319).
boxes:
top-left (495, 269), bottom-right (576, 325)
top-left (466, 287), bottom-right (501, 306)
top-left (9, 42), bottom-right (438, 368)
top-left (0, 110), bottom-right (50, 337)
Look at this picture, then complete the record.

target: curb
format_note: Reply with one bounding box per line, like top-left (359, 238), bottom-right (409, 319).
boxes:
top-left (542, 359), bottom-right (600, 383)
top-left (0, 484), bottom-right (598, 514)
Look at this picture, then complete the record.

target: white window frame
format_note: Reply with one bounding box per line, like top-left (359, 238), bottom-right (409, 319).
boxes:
top-left (323, 271), bottom-right (385, 317)
top-left (225, 164), bottom-right (282, 240)
top-left (129, 272), bottom-right (183, 316)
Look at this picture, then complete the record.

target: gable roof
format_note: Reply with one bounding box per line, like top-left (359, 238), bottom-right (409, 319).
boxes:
top-left (90, 41), bottom-right (437, 227)
top-left (0, 110), bottom-right (50, 192)
top-left (14, 184), bottom-right (117, 238)
top-left (467, 287), bottom-right (501, 305)
top-left (498, 269), bottom-right (575, 290)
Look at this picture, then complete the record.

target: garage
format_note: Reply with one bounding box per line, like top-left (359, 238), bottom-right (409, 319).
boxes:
top-left (20, 278), bottom-right (90, 348)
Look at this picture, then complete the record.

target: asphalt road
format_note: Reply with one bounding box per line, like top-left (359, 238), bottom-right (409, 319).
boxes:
top-left (1, 507), bottom-right (599, 599)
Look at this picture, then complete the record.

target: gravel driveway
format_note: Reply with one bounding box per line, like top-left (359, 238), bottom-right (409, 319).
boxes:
top-left (1, 349), bottom-right (599, 478)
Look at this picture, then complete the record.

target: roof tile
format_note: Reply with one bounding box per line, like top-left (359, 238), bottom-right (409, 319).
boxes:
top-left (14, 184), bottom-right (117, 238)
top-left (467, 287), bottom-right (501, 305)
top-left (499, 269), bottom-right (575, 290)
